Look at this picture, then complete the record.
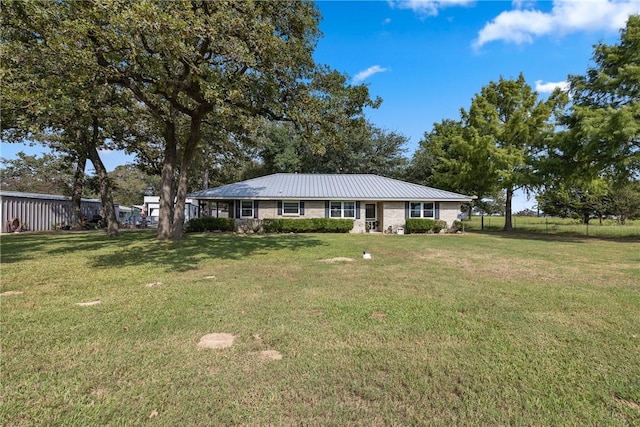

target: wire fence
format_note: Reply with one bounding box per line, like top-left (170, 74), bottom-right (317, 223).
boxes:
top-left (465, 216), bottom-right (640, 238)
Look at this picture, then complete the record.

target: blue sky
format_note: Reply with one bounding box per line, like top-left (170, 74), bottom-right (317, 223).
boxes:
top-left (2, 0), bottom-right (639, 211)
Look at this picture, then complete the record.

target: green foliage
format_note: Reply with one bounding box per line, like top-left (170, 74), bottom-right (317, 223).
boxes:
top-left (405, 219), bottom-right (446, 234)
top-left (609, 181), bottom-right (640, 224)
top-left (450, 220), bottom-right (464, 233)
top-left (410, 74), bottom-right (563, 231)
top-left (2, 0), bottom-right (381, 240)
top-left (0, 152), bottom-right (75, 195)
top-left (538, 182), bottom-right (609, 224)
top-left (262, 218), bottom-right (353, 233)
top-left (108, 164), bottom-right (160, 206)
top-left (537, 179), bottom-right (640, 224)
top-left (251, 121), bottom-right (408, 178)
top-left (185, 217), bottom-right (234, 233)
top-left (558, 15), bottom-right (640, 181)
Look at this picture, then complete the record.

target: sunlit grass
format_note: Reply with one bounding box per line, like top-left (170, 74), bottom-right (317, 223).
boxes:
top-left (465, 215), bottom-right (640, 237)
top-left (1, 231), bottom-right (639, 425)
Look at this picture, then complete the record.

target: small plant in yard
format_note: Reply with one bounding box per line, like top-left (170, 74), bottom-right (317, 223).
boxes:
top-left (1, 231), bottom-right (639, 425)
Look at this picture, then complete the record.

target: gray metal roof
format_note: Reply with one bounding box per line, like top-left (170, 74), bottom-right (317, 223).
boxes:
top-left (188, 174), bottom-right (472, 201)
top-left (0, 190), bottom-right (101, 203)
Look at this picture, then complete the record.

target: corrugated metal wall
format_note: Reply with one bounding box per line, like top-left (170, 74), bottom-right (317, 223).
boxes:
top-left (1, 193), bottom-right (110, 233)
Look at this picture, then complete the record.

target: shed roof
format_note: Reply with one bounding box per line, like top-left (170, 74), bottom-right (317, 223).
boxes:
top-left (0, 190), bottom-right (100, 203)
top-left (188, 174), bottom-right (472, 202)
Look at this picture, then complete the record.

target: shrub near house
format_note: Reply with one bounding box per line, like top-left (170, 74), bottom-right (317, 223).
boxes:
top-left (405, 219), bottom-right (447, 234)
top-left (185, 217), bottom-right (234, 232)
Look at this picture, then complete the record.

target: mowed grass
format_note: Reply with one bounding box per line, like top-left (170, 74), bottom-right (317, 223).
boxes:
top-left (466, 215), bottom-right (640, 238)
top-left (1, 231), bottom-right (639, 426)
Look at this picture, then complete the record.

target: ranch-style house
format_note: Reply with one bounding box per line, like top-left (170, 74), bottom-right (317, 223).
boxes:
top-left (188, 173), bottom-right (472, 233)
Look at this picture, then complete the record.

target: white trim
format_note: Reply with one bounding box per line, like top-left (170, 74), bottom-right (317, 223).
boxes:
top-left (410, 202), bottom-right (435, 219)
top-left (240, 200), bottom-right (254, 218)
top-left (283, 200), bottom-right (300, 216)
top-left (330, 201), bottom-right (355, 218)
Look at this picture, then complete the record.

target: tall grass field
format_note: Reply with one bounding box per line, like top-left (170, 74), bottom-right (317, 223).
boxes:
top-left (1, 231), bottom-right (639, 425)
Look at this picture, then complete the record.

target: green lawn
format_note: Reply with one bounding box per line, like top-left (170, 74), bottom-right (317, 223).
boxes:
top-left (1, 231), bottom-right (639, 425)
top-left (466, 215), bottom-right (640, 238)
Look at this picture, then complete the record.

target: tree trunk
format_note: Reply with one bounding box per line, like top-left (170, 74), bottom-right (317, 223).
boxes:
top-left (87, 122), bottom-right (119, 237)
top-left (504, 186), bottom-right (513, 231)
top-left (157, 122), bottom-right (177, 241)
top-left (70, 133), bottom-right (87, 230)
top-left (171, 119), bottom-right (201, 240)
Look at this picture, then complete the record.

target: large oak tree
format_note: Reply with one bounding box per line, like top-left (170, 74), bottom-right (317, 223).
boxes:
top-left (2, 0), bottom-right (379, 240)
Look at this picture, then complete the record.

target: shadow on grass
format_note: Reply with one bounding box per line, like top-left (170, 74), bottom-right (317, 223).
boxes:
top-left (0, 230), bottom-right (126, 264)
top-left (1, 231), bottom-right (329, 272)
top-left (90, 232), bottom-right (329, 272)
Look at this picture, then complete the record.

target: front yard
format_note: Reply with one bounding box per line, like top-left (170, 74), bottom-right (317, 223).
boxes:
top-left (1, 231), bottom-right (638, 425)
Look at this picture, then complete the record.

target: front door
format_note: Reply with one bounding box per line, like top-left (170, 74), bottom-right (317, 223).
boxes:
top-left (365, 203), bottom-right (377, 231)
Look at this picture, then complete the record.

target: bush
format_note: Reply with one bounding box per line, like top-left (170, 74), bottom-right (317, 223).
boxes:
top-left (185, 217), bottom-right (234, 232)
top-left (405, 218), bottom-right (447, 234)
top-left (432, 220), bottom-right (447, 233)
top-left (262, 218), bottom-right (352, 233)
top-left (449, 220), bottom-right (464, 233)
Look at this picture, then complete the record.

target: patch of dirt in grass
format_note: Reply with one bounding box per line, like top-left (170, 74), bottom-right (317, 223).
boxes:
top-left (318, 257), bottom-right (355, 263)
top-left (614, 395), bottom-right (640, 410)
top-left (0, 290), bottom-right (23, 296)
top-left (90, 386), bottom-right (107, 397)
top-left (197, 333), bottom-right (235, 349)
top-left (145, 281), bottom-right (162, 288)
top-left (75, 300), bottom-right (101, 306)
top-left (370, 311), bottom-right (386, 320)
top-left (259, 350), bottom-right (282, 360)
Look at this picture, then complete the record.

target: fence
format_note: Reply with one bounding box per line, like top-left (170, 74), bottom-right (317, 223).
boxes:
top-left (466, 215), bottom-right (640, 238)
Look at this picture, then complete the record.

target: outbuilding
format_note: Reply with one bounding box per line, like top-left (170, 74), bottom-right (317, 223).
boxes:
top-left (0, 190), bottom-right (118, 233)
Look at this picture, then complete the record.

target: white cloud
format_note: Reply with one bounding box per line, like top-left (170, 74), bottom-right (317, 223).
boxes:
top-left (353, 65), bottom-right (389, 84)
top-left (388, 0), bottom-right (474, 16)
top-left (535, 79), bottom-right (569, 93)
top-left (474, 0), bottom-right (640, 48)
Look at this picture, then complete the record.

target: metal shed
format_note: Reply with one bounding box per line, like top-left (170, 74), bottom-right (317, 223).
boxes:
top-left (0, 190), bottom-right (119, 233)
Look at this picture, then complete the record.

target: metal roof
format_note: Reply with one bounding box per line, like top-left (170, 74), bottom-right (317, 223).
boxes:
top-left (188, 174), bottom-right (472, 201)
top-left (0, 190), bottom-right (101, 203)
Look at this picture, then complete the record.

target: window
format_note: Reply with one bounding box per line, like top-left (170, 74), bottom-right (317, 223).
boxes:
top-left (410, 202), bottom-right (422, 218)
top-left (283, 201), bottom-right (300, 215)
top-left (410, 202), bottom-right (434, 218)
top-left (423, 202), bottom-right (434, 218)
top-left (330, 201), bottom-right (355, 218)
top-left (240, 200), bottom-right (254, 218)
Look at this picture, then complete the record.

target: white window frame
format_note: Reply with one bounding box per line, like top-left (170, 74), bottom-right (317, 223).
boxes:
top-left (330, 201), bottom-right (355, 218)
top-left (240, 200), bottom-right (254, 218)
top-left (283, 200), bottom-right (300, 216)
top-left (410, 202), bottom-right (435, 218)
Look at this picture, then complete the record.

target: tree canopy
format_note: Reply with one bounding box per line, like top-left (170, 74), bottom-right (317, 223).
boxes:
top-left (560, 14), bottom-right (640, 182)
top-left (2, 0), bottom-right (380, 240)
top-left (409, 74), bottom-right (562, 230)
